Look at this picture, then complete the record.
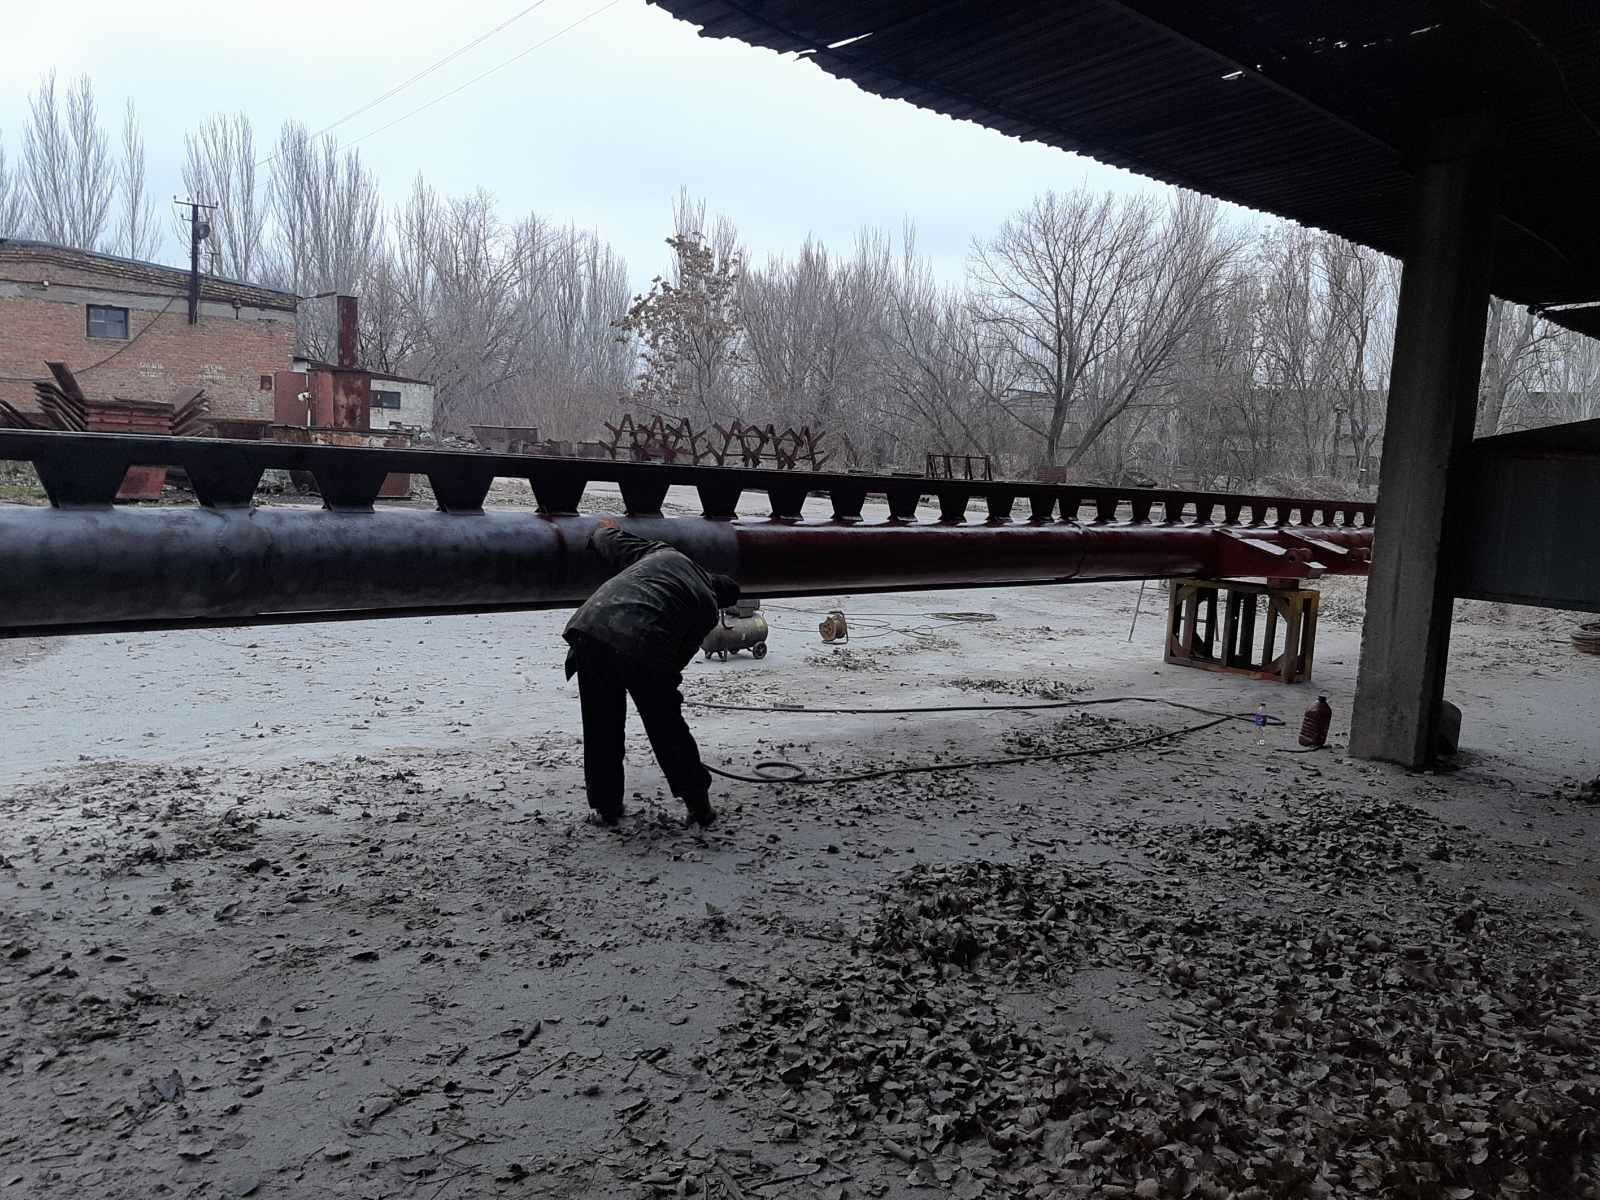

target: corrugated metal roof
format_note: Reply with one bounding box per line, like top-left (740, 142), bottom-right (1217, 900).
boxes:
top-left (648, 0), bottom-right (1600, 337)
top-left (0, 238), bottom-right (299, 312)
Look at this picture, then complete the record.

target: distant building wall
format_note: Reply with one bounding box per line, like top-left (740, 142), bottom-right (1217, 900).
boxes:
top-left (367, 378), bottom-right (435, 432)
top-left (0, 240), bottom-right (297, 421)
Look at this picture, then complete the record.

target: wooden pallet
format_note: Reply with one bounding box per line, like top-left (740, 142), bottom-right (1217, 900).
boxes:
top-left (1165, 578), bottom-right (1319, 684)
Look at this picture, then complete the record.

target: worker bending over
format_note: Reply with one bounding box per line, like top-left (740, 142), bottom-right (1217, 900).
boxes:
top-left (563, 517), bottom-right (740, 828)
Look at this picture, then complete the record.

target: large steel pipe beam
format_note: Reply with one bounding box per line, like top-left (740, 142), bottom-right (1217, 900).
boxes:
top-left (0, 430), bottom-right (1374, 638)
top-left (0, 507), bottom-right (1370, 638)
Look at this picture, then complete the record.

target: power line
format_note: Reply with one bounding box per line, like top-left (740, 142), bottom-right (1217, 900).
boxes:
top-left (345, 0), bottom-right (626, 151)
top-left (257, 0), bottom-right (556, 166)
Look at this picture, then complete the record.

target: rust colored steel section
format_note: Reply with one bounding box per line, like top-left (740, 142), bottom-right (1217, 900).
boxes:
top-left (337, 295), bottom-right (359, 369)
top-left (84, 401), bottom-right (174, 500)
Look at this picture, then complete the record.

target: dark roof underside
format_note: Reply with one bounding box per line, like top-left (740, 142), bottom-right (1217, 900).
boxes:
top-left (650, 0), bottom-right (1600, 337)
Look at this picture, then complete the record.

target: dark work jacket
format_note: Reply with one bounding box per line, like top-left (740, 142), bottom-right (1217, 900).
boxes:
top-left (563, 526), bottom-right (720, 678)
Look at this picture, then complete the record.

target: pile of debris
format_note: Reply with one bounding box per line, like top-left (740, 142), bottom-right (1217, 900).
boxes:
top-left (702, 853), bottom-right (1600, 1198)
top-left (1137, 797), bottom-right (1479, 887)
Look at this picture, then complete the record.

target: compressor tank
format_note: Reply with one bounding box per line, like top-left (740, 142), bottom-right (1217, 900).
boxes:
top-left (702, 600), bottom-right (769, 660)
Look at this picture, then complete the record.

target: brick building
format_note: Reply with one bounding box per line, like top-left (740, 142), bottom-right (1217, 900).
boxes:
top-left (0, 238), bottom-right (297, 421)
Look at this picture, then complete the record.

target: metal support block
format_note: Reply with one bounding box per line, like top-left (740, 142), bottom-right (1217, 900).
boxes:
top-left (619, 478), bottom-right (670, 516)
top-left (429, 466), bottom-right (495, 513)
top-left (983, 488), bottom-right (1016, 525)
top-left (311, 462), bottom-right (391, 512)
top-left (936, 488), bottom-right (970, 524)
top-left (531, 474), bottom-right (587, 516)
top-left (1165, 578), bottom-right (1319, 684)
top-left (697, 482), bottom-right (743, 521)
top-left (884, 484), bottom-right (922, 523)
top-left (766, 482), bottom-right (809, 522)
top-left (188, 453), bottom-right (266, 509)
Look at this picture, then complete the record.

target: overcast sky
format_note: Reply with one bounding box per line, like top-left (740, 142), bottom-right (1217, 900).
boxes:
top-left (2, 0), bottom-right (1183, 287)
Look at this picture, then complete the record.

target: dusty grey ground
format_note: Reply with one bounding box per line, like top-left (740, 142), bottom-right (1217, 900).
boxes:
top-left (3, 489), bottom-right (1599, 1199)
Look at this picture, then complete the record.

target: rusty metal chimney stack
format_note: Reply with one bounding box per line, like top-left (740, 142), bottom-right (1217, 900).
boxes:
top-left (336, 295), bottom-right (358, 369)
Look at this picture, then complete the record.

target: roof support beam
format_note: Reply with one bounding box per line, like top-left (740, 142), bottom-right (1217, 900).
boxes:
top-left (1350, 115), bottom-right (1501, 770)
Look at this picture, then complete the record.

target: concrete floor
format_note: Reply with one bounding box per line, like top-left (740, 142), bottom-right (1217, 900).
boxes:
top-left (2, 495), bottom-right (1598, 1198)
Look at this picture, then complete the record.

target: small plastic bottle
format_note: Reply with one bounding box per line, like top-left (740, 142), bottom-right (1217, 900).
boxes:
top-left (1253, 702), bottom-right (1269, 744)
top-left (1299, 696), bottom-right (1333, 748)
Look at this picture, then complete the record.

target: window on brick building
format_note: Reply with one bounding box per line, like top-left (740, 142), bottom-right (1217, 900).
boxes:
top-left (259, 375), bottom-right (272, 391)
top-left (86, 305), bottom-right (129, 340)
top-left (371, 390), bottom-right (403, 410)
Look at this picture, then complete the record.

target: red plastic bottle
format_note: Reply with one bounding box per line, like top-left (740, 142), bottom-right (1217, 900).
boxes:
top-left (1299, 696), bottom-right (1333, 748)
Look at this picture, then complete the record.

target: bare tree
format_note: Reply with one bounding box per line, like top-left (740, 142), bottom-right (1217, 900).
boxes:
top-left (0, 135), bottom-right (26, 237)
top-left (500, 216), bottom-right (635, 438)
top-left (1244, 228), bottom-right (1396, 485)
top-left (876, 228), bottom-right (1021, 468)
top-left (268, 120), bottom-right (384, 294)
top-left (741, 228), bottom-right (900, 459)
top-left (356, 250), bottom-right (418, 378)
top-left (1163, 264), bottom-right (1266, 488)
top-left (401, 189), bottom-right (521, 431)
top-left (363, 179), bottom-right (630, 437)
top-left (1256, 225), bottom-right (1343, 476)
top-left (967, 187), bottom-right (1239, 472)
top-left (266, 122), bottom-right (384, 355)
top-left (265, 122), bottom-right (314, 293)
top-left (615, 191), bottom-right (746, 421)
top-left (181, 113), bottom-right (266, 280)
top-left (967, 188), bottom-right (1140, 469)
top-left (1538, 331), bottom-right (1600, 425)
top-left (1322, 239), bottom-right (1392, 487)
top-left (22, 72), bottom-right (115, 250)
top-left (1477, 298), bottom-right (1556, 435)
top-left (336, 173), bottom-right (438, 392)
top-left (117, 99), bottom-right (158, 260)
top-left (372, 173), bottom-right (441, 375)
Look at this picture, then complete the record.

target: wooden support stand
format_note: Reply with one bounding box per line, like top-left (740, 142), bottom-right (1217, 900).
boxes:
top-left (1165, 578), bottom-right (1319, 684)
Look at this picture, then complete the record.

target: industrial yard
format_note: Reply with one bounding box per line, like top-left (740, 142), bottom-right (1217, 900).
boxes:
top-left (3, 491), bottom-right (1596, 1197)
top-left (5, 1), bottom-right (1600, 1195)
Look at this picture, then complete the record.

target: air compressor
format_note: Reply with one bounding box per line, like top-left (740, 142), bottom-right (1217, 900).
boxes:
top-left (701, 599), bottom-right (769, 660)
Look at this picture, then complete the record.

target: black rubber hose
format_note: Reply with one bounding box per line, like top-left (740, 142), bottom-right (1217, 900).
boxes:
top-left (687, 696), bottom-right (1280, 721)
top-left (696, 695), bottom-right (1283, 786)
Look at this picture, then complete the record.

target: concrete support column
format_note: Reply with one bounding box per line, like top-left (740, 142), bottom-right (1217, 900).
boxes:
top-left (1350, 118), bottom-right (1499, 768)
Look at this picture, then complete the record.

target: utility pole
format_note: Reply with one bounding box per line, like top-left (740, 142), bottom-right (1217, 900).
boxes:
top-left (174, 198), bottom-right (218, 325)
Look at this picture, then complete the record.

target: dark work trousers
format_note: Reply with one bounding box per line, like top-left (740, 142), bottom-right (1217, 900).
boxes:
top-left (572, 641), bottom-right (711, 817)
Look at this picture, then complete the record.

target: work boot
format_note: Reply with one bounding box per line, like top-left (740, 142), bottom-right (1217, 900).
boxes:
top-left (683, 795), bottom-right (716, 829)
top-left (587, 802), bottom-right (627, 828)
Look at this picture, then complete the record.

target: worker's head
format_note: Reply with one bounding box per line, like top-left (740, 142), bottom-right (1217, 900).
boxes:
top-left (709, 573), bottom-right (741, 611)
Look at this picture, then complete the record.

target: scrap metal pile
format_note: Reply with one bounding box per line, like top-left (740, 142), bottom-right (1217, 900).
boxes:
top-left (601, 414), bottom-right (832, 470)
